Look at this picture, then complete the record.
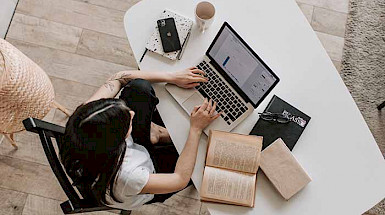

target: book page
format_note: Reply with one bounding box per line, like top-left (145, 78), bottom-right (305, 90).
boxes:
top-left (206, 130), bottom-right (262, 174)
top-left (200, 166), bottom-right (256, 207)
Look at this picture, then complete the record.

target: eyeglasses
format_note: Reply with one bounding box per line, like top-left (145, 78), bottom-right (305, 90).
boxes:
top-left (259, 111), bottom-right (308, 127)
top-left (258, 112), bottom-right (291, 123)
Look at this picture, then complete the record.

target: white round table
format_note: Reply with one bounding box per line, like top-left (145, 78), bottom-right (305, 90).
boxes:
top-left (124, 0), bottom-right (385, 214)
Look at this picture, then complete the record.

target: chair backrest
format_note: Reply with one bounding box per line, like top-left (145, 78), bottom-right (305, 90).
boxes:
top-left (22, 117), bottom-right (113, 214)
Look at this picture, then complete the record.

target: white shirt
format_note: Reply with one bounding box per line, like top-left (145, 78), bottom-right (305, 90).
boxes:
top-left (106, 135), bottom-right (155, 210)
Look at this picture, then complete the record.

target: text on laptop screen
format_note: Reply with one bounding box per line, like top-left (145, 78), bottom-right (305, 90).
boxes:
top-left (208, 26), bottom-right (277, 104)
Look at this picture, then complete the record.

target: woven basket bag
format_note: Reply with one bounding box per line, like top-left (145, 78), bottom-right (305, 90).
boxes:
top-left (0, 38), bottom-right (69, 148)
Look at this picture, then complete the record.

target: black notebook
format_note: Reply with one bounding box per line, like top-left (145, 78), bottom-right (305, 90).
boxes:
top-left (250, 95), bottom-right (311, 151)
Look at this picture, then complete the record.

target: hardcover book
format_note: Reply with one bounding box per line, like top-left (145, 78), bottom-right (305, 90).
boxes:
top-left (250, 95), bottom-right (311, 150)
top-left (200, 130), bottom-right (262, 207)
top-left (260, 138), bottom-right (312, 200)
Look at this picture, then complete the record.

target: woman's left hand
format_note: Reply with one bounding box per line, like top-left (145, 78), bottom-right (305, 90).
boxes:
top-left (171, 67), bottom-right (208, 88)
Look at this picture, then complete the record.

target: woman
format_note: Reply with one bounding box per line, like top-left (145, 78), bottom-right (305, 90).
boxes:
top-left (60, 67), bottom-right (220, 210)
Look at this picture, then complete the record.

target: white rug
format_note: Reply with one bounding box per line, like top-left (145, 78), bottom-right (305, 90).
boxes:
top-left (341, 0), bottom-right (385, 213)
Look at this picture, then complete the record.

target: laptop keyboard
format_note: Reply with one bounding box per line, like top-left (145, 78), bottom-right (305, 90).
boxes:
top-left (196, 60), bottom-right (247, 125)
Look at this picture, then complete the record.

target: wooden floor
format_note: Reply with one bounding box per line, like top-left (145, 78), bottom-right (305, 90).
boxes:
top-left (0, 0), bottom-right (349, 214)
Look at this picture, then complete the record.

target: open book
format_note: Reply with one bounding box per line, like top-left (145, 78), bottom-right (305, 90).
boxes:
top-left (200, 130), bottom-right (263, 207)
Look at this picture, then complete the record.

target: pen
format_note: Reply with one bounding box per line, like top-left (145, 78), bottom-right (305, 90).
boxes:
top-left (139, 48), bottom-right (147, 63)
top-left (177, 31), bottom-right (191, 60)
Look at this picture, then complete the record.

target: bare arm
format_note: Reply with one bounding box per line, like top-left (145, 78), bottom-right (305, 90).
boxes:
top-left (85, 68), bottom-right (207, 104)
top-left (140, 99), bottom-right (221, 194)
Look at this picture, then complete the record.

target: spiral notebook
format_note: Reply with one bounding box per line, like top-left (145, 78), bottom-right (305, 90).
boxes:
top-left (145, 10), bottom-right (193, 61)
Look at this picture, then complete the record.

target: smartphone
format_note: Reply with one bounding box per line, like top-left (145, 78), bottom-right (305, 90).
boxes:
top-left (157, 18), bottom-right (181, 53)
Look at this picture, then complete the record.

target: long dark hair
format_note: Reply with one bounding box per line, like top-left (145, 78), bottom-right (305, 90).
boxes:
top-left (59, 98), bottom-right (131, 205)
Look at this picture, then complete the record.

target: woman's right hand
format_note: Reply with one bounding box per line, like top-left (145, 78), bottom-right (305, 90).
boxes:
top-left (190, 98), bottom-right (221, 131)
top-left (171, 67), bottom-right (208, 89)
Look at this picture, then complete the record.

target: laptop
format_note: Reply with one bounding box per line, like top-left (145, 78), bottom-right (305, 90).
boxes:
top-left (166, 22), bottom-right (280, 135)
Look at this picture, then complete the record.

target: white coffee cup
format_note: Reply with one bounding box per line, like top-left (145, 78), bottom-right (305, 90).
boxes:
top-left (195, 1), bottom-right (215, 33)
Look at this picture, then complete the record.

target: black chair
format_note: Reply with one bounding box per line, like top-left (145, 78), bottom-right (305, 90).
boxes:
top-left (22, 117), bottom-right (129, 214)
top-left (378, 101), bottom-right (385, 110)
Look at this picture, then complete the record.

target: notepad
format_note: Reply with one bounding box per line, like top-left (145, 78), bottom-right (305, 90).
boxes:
top-left (145, 9), bottom-right (193, 60)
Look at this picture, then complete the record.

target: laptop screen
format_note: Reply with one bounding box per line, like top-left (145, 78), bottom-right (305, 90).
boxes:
top-left (207, 24), bottom-right (278, 106)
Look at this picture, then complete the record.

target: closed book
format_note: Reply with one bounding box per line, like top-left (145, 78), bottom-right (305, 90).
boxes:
top-left (260, 138), bottom-right (311, 200)
top-left (250, 95), bottom-right (311, 150)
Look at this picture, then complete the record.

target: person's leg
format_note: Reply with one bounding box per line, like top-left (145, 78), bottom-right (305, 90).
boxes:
top-left (120, 79), bottom-right (181, 204)
top-left (152, 144), bottom-right (179, 173)
top-left (119, 79), bottom-right (159, 152)
top-left (150, 122), bottom-right (172, 144)
top-left (145, 143), bottom-right (179, 204)
top-left (119, 79), bottom-right (178, 171)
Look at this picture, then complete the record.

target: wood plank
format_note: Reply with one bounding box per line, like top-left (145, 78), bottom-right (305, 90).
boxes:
top-left (51, 76), bottom-right (98, 100)
top-left (176, 185), bottom-right (200, 200)
top-left (22, 194), bottom-right (63, 215)
top-left (22, 194), bottom-right (117, 215)
top-left (0, 155), bottom-right (67, 201)
top-left (51, 76), bottom-right (98, 110)
top-left (199, 204), bottom-right (210, 215)
top-left (315, 31), bottom-right (344, 62)
top-left (7, 13), bottom-right (82, 52)
top-left (73, 0), bottom-right (140, 12)
top-left (163, 194), bottom-right (201, 215)
top-left (54, 94), bottom-right (84, 113)
top-left (131, 204), bottom-right (168, 215)
top-left (0, 187), bottom-right (28, 215)
top-left (0, 130), bottom-right (49, 166)
top-left (160, 206), bottom-right (199, 215)
top-left (332, 60), bottom-right (342, 72)
top-left (131, 203), bottom-right (197, 215)
top-left (50, 77), bottom-right (101, 126)
top-left (0, 110), bottom-right (55, 166)
top-left (16, 0), bottom-right (127, 38)
top-left (52, 107), bottom-right (72, 127)
top-left (295, 0), bottom-right (349, 13)
top-left (77, 29), bottom-right (137, 67)
top-left (312, 7), bottom-right (347, 37)
top-left (297, 2), bottom-right (314, 24)
top-left (6, 39), bottom-right (132, 87)
top-left (131, 201), bottom-right (200, 215)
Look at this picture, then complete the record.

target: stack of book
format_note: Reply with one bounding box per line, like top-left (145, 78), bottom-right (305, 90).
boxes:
top-left (200, 96), bottom-right (312, 207)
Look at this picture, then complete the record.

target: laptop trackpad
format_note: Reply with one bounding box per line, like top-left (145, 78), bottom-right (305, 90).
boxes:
top-left (183, 93), bottom-right (204, 114)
